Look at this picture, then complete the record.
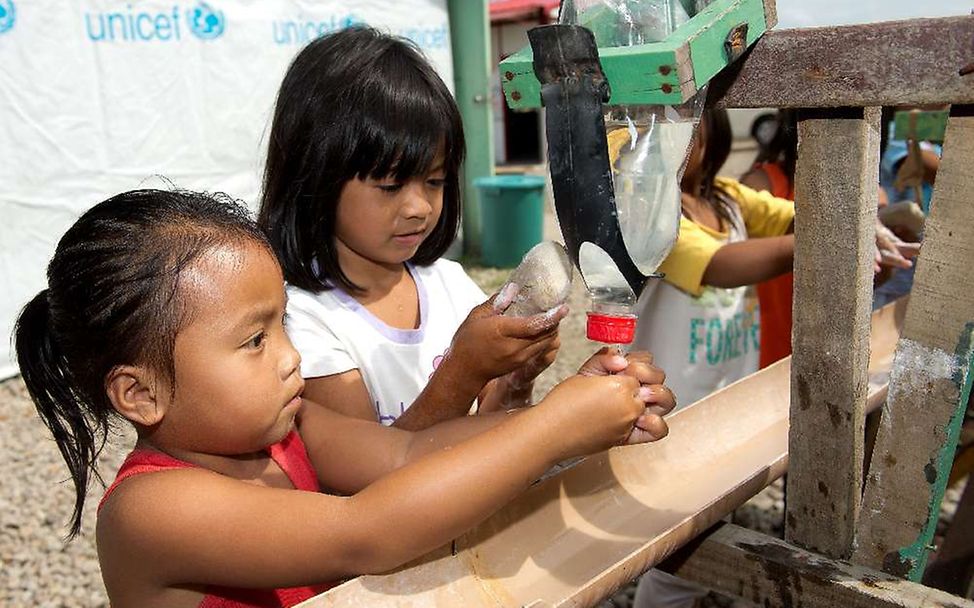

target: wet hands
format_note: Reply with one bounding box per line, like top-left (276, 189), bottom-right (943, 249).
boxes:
top-left (450, 283), bottom-right (567, 388)
top-left (874, 220), bottom-right (920, 273)
top-left (541, 373), bottom-right (662, 459)
top-left (577, 347), bottom-right (675, 445)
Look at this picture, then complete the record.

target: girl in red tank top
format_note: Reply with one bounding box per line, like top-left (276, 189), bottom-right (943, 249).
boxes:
top-left (13, 90), bottom-right (676, 608)
top-left (742, 111), bottom-right (798, 368)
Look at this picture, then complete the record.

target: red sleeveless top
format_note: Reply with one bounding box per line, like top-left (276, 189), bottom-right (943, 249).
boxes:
top-left (98, 431), bottom-right (334, 608)
top-left (751, 162), bottom-right (795, 369)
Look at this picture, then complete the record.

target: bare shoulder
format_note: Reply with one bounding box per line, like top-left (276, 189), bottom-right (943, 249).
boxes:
top-left (97, 466), bottom-right (226, 556)
top-left (740, 166), bottom-right (772, 193)
top-left (96, 467), bottom-right (227, 604)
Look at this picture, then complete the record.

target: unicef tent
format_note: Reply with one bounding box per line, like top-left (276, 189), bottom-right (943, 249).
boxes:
top-left (0, 0), bottom-right (455, 379)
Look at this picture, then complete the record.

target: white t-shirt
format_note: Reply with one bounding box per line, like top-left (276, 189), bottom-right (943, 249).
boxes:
top-left (632, 204), bottom-right (759, 409)
top-left (285, 259), bottom-right (487, 425)
top-left (632, 178), bottom-right (794, 409)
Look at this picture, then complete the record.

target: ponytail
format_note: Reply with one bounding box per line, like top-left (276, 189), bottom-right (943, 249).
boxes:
top-left (15, 290), bottom-right (107, 539)
top-left (14, 188), bottom-right (268, 539)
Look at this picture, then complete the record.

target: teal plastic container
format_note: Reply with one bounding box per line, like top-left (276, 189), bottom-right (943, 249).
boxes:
top-left (473, 174), bottom-right (546, 268)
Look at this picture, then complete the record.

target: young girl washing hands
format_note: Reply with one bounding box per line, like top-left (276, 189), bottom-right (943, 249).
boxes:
top-left (258, 27), bottom-right (564, 430)
top-left (15, 188), bottom-right (675, 608)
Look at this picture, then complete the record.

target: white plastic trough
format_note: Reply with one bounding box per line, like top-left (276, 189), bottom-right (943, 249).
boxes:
top-left (299, 300), bottom-right (906, 607)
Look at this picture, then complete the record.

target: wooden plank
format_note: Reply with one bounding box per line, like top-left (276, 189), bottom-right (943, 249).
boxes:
top-left (711, 16), bottom-right (974, 108)
top-left (853, 107), bottom-right (974, 581)
top-left (661, 522), bottom-right (974, 608)
top-left (786, 107), bottom-right (880, 559)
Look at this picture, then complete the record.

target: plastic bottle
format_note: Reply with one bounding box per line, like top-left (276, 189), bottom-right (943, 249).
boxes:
top-left (579, 105), bottom-right (696, 347)
top-left (586, 287), bottom-right (638, 346)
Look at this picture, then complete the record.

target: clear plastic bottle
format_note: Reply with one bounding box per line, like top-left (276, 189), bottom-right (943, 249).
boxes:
top-left (579, 104), bottom-right (698, 347)
top-left (553, 0), bottom-right (706, 346)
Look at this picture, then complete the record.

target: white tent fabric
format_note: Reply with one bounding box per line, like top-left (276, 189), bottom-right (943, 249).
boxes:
top-left (0, 0), bottom-right (453, 380)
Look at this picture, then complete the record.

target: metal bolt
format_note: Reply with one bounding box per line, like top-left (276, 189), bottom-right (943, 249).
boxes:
top-left (511, 91), bottom-right (522, 101)
top-left (659, 65), bottom-right (672, 75)
top-left (661, 83), bottom-right (673, 94)
top-left (505, 71), bottom-right (515, 81)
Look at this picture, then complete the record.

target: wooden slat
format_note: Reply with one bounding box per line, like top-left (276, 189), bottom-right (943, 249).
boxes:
top-left (853, 108), bottom-right (974, 580)
top-left (786, 107), bottom-right (880, 559)
top-left (661, 522), bottom-right (974, 608)
top-left (711, 16), bottom-right (974, 108)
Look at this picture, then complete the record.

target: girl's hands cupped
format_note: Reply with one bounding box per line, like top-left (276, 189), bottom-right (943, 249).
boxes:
top-left (537, 374), bottom-right (656, 459)
top-left (576, 347), bottom-right (676, 445)
top-left (449, 285), bottom-right (568, 386)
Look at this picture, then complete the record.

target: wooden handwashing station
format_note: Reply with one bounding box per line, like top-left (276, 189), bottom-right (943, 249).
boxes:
top-left (301, 5), bottom-right (974, 607)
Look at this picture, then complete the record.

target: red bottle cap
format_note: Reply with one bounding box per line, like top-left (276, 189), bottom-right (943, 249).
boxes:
top-left (586, 312), bottom-right (636, 344)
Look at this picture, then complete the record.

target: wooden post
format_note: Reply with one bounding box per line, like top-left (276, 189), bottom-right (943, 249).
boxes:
top-left (786, 107), bottom-right (880, 559)
top-left (853, 107), bottom-right (974, 580)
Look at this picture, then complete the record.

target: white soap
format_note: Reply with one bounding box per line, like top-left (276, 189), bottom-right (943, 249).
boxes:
top-left (503, 241), bottom-right (574, 317)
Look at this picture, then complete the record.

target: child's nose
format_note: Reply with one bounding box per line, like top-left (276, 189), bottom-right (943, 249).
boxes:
top-left (279, 340), bottom-right (302, 380)
top-left (400, 183), bottom-right (433, 219)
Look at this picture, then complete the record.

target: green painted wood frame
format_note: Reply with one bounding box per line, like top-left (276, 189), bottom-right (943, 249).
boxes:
top-left (893, 109), bottom-right (949, 143)
top-left (499, 0), bottom-right (776, 109)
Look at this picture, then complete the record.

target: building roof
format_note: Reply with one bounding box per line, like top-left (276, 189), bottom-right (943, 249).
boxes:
top-left (489, 0), bottom-right (560, 23)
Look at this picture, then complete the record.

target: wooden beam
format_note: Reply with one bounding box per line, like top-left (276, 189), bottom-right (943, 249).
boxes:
top-left (853, 107), bottom-right (974, 580)
top-left (711, 16), bottom-right (974, 108)
top-left (661, 522), bottom-right (974, 608)
top-left (786, 107), bottom-right (880, 559)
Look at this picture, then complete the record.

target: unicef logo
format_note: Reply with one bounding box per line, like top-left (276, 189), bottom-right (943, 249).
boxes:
top-left (188, 2), bottom-right (224, 40)
top-left (0, 0), bottom-right (16, 35)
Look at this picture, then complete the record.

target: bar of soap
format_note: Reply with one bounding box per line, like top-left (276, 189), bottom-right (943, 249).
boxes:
top-left (503, 241), bottom-right (573, 317)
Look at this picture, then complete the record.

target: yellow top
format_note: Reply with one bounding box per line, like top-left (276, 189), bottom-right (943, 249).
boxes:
top-left (659, 177), bottom-right (795, 297)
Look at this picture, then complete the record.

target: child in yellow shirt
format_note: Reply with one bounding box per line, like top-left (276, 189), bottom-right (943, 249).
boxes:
top-left (631, 107), bottom-right (795, 608)
top-left (632, 108), bottom-right (795, 409)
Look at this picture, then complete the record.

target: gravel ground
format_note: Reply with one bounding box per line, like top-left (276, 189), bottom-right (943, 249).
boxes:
top-left (1, 264), bottom-right (966, 607)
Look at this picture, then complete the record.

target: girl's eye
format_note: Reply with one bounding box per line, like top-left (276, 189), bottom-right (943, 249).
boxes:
top-left (427, 178), bottom-right (446, 189)
top-left (246, 332), bottom-right (266, 349)
top-left (377, 183), bottom-right (403, 193)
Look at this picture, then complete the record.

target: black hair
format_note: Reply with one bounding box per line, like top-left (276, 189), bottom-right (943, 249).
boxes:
top-left (685, 107), bottom-right (739, 231)
top-left (753, 109), bottom-right (798, 181)
top-left (14, 189), bottom-right (269, 538)
top-left (258, 26), bottom-right (465, 293)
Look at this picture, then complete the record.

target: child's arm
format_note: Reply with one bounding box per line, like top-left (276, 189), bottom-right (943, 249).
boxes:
top-left (475, 325), bottom-right (561, 413)
top-left (98, 372), bottom-right (666, 602)
top-left (300, 348), bottom-right (673, 493)
top-left (702, 234), bottom-right (795, 288)
top-left (303, 297), bottom-right (567, 430)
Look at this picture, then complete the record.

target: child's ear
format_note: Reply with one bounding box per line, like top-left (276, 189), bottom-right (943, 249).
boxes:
top-left (106, 366), bottom-right (166, 426)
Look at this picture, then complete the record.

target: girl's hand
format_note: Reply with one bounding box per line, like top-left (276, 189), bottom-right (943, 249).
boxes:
top-left (576, 347), bottom-right (676, 444)
top-left (538, 374), bottom-right (661, 459)
top-left (495, 282), bottom-right (563, 386)
top-left (874, 220), bottom-right (920, 273)
top-left (447, 287), bottom-right (568, 387)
